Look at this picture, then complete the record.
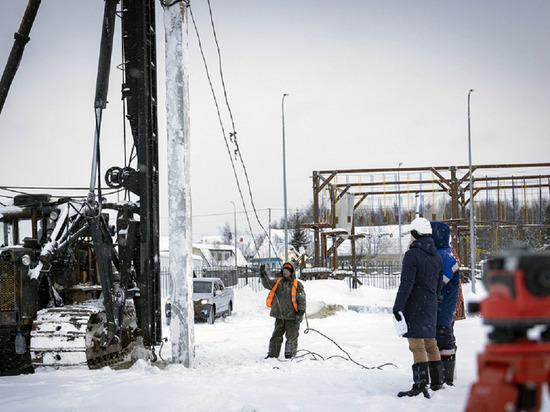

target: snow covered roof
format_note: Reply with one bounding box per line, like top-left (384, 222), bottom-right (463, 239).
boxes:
top-left (193, 243), bottom-right (248, 267)
top-left (159, 237), bottom-right (248, 267)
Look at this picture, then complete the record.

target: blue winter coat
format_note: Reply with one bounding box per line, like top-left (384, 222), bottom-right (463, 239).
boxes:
top-left (393, 236), bottom-right (443, 339)
top-left (430, 221), bottom-right (460, 327)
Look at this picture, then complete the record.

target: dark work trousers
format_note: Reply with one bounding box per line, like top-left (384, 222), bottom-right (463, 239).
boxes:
top-left (268, 318), bottom-right (300, 358)
top-left (436, 325), bottom-right (455, 354)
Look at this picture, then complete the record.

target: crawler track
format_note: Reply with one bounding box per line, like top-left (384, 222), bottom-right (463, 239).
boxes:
top-left (31, 301), bottom-right (145, 370)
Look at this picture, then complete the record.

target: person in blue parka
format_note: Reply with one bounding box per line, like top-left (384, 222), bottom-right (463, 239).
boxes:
top-left (393, 217), bottom-right (444, 398)
top-left (430, 221), bottom-right (460, 386)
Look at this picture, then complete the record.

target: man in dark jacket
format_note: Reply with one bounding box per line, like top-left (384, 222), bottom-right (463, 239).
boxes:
top-left (260, 261), bottom-right (306, 359)
top-left (430, 221), bottom-right (460, 386)
top-left (393, 217), bottom-right (444, 398)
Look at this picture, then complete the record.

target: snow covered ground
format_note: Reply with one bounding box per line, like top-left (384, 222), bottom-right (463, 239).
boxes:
top-left (0, 279), bottom-right (546, 412)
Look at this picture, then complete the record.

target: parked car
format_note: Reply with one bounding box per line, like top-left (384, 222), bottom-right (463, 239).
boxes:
top-left (165, 277), bottom-right (234, 325)
top-left (193, 277), bottom-right (234, 324)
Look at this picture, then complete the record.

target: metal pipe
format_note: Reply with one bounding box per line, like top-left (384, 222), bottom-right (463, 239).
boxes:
top-left (0, 0), bottom-right (42, 115)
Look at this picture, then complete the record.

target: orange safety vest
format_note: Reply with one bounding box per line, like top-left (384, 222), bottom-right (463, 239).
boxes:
top-left (266, 277), bottom-right (299, 311)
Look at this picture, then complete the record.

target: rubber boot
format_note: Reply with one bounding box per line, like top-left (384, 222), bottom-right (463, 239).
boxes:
top-left (428, 360), bottom-right (444, 391)
top-left (266, 341), bottom-right (281, 359)
top-left (397, 362), bottom-right (430, 398)
top-left (441, 354), bottom-right (455, 386)
top-left (284, 342), bottom-right (297, 359)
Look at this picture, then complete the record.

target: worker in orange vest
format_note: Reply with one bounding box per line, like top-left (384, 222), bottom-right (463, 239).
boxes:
top-left (260, 261), bottom-right (306, 359)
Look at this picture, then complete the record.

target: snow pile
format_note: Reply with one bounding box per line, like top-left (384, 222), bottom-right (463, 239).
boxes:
top-left (1, 280), bottom-right (548, 411)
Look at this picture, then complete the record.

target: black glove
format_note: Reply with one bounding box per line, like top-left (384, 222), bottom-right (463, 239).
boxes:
top-left (393, 311), bottom-right (402, 322)
top-left (259, 264), bottom-right (267, 277)
top-left (296, 310), bottom-right (305, 324)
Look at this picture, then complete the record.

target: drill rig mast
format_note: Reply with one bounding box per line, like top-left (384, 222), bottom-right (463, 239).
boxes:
top-left (0, 0), bottom-right (161, 374)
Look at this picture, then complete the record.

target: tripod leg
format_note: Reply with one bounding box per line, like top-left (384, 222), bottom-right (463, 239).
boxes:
top-left (466, 364), bottom-right (518, 412)
top-left (516, 383), bottom-right (541, 411)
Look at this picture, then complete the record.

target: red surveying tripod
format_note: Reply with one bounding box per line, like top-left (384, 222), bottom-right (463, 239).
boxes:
top-left (466, 247), bottom-right (550, 411)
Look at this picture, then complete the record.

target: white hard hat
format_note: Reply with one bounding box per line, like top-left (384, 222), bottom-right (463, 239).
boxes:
top-left (410, 217), bottom-right (432, 235)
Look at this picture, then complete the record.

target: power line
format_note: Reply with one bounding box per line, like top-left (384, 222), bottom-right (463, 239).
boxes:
top-left (188, 2), bottom-right (278, 259)
top-left (171, 208), bottom-right (286, 219)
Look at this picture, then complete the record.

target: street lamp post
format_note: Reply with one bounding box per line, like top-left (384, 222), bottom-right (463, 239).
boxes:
top-left (268, 208), bottom-right (272, 272)
top-left (282, 93), bottom-right (289, 263)
top-left (230, 201), bottom-right (237, 277)
top-left (468, 89), bottom-right (476, 293)
top-left (398, 162), bottom-right (403, 266)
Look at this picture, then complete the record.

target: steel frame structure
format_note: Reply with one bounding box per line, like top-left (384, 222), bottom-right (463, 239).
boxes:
top-left (310, 163), bottom-right (550, 271)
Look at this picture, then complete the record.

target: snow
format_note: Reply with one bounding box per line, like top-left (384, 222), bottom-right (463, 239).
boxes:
top-left (27, 261), bottom-right (43, 280)
top-left (1, 280), bottom-right (548, 411)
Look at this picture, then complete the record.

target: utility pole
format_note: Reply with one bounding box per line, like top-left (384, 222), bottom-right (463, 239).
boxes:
top-left (231, 201), bottom-right (237, 279)
top-left (398, 163), bottom-right (403, 265)
top-left (163, 0), bottom-right (194, 367)
top-left (468, 89), bottom-right (476, 293)
top-left (268, 208), bottom-right (271, 272)
top-left (282, 93), bottom-right (289, 262)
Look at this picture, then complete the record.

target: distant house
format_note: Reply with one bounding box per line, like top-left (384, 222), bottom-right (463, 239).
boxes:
top-left (193, 242), bottom-right (248, 268)
top-left (159, 249), bottom-right (204, 275)
top-left (158, 236), bottom-right (248, 274)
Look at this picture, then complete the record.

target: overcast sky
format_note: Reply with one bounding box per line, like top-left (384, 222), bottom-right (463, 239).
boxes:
top-left (0, 1), bottom-right (548, 241)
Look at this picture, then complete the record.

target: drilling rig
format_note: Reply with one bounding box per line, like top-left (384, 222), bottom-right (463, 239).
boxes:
top-left (0, 0), bottom-right (162, 375)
